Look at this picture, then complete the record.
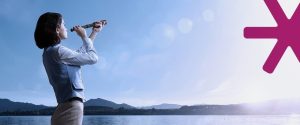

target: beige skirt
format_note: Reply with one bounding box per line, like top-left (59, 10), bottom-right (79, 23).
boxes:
top-left (51, 100), bottom-right (84, 125)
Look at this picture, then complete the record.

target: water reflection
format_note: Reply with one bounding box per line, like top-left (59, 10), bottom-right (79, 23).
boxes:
top-left (285, 114), bottom-right (300, 125)
top-left (0, 116), bottom-right (50, 125)
top-left (0, 115), bottom-right (300, 125)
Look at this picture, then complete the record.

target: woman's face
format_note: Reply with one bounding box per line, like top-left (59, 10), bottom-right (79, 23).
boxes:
top-left (57, 19), bottom-right (68, 40)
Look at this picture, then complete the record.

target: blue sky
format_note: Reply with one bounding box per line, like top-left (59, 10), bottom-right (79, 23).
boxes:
top-left (1, 0), bottom-right (300, 106)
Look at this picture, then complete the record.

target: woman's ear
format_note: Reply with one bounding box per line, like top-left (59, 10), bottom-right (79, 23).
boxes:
top-left (56, 28), bottom-right (59, 34)
top-left (56, 25), bottom-right (61, 34)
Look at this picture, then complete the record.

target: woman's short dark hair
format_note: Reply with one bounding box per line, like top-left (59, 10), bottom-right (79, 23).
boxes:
top-left (34, 12), bottom-right (62, 49)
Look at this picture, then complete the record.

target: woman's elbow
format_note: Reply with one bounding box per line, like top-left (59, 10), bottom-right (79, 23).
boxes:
top-left (89, 55), bottom-right (98, 64)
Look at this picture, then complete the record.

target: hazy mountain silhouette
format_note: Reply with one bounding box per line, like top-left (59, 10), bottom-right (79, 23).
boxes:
top-left (0, 98), bottom-right (48, 112)
top-left (2, 98), bottom-right (300, 115)
top-left (140, 103), bottom-right (182, 109)
top-left (84, 98), bottom-right (135, 109)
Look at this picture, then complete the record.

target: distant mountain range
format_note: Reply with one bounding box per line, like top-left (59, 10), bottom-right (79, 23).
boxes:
top-left (0, 99), bottom-right (48, 112)
top-left (2, 98), bottom-right (300, 115)
top-left (140, 103), bottom-right (182, 109)
top-left (0, 98), bottom-right (181, 113)
top-left (84, 98), bottom-right (135, 109)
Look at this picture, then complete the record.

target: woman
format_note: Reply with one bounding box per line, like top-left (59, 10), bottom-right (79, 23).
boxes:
top-left (34, 12), bottom-right (103, 125)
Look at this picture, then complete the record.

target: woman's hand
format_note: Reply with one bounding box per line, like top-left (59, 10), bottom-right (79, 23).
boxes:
top-left (89, 21), bottom-right (104, 41)
top-left (73, 25), bottom-right (87, 39)
top-left (92, 21), bottom-right (104, 33)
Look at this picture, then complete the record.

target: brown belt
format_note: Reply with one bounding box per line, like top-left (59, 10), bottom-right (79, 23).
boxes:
top-left (67, 97), bottom-right (83, 103)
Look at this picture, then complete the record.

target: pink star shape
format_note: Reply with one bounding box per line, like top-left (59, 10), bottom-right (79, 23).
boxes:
top-left (244, 0), bottom-right (300, 73)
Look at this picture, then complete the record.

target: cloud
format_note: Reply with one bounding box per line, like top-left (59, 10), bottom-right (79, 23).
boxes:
top-left (95, 56), bottom-right (109, 70)
top-left (120, 88), bottom-right (136, 95)
top-left (208, 80), bottom-right (234, 95)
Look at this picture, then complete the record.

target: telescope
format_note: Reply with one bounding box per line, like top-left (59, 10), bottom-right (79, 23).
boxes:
top-left (70, 20), bottom-right (107, 32)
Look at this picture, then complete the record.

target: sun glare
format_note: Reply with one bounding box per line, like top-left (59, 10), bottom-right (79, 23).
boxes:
top-left (242, 86), bottom-right (268, 103)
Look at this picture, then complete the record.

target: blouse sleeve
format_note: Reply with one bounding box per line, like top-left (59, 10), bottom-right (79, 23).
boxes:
top-left (58, 37), bottom-right (98, 66)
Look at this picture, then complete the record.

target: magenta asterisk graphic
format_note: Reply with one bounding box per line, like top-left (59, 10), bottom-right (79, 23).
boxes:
top-left (244, 0), bottom-right (300, 73)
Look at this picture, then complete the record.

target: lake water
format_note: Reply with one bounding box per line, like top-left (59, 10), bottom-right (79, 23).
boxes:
top-left (0, 115), bottom-right (299, 125)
